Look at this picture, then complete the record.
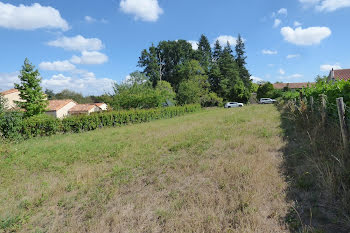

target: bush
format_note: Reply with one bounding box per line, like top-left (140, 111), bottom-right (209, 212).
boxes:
top-left (0, 111), bottom-right (24, 140)
top-left (0, 105), bottom-right (201, 140)
top-left (201, 92), bottom-right (223, 107)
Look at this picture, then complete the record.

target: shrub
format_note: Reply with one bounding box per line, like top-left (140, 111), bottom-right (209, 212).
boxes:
top-left (0, 111), bottom-right (24, 140)
top-left (0, 104), bottom-right (201, 140)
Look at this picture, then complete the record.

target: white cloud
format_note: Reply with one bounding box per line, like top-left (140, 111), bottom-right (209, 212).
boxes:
top-left (70, 51), bottom-right (108, 65)
top-left (48, 35), bottom-right (104, 51)
top-left (84, 16), bottom-right (96, 23)
top-left (251, 76), bottom-right (264, 83)
top-left (320, 64), bottom-right (342, 71)
top-left (316, 0), bottom-right (350, 11)
top-left (279, 69), bottom-right (286, 75)
top-left (84, 16), bottom-right (108, 24)
top-left (187, 40), bottom-right (199, 50)
top-left (278, 8), bottom-right (288, 15)
top-left (39, 60), bottom-right (76, 71)
top-left (0, 72), bottom-right (19, 91)
top-left (299, 0), bottom-right (350, 11)
top-left (262, 49), bottom-right (278, 55)
top-left (286, 54), bottom-right (300, 59)
top-left (278, 73), bottom-right (304, 82)
top-left (0, 2), bottom-right (69, 31)
top-left (274, 19), bottom-right (282, 28)
top-left (42, 73), bottom-right (114, 95)
top-left (214, 35), bottom-right (239, 47)
top-left (281, 26), bottom-right (331, 45)
top-left (120, 0), bottom-right (163, 22)
top-left (294, 21), bottom-right (302, 27)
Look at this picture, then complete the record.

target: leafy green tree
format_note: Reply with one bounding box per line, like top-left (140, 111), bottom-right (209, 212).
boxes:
top-left (197, 34), bottom-right (211, 73)
top-left (45, 89), bottom-right (55, 100)
top-left (14, 58), bottom-right (48, 117)
top-left (177, 79), bottom-right (202, 105)
top-left (315, 75), bottom-right (328, 83)
top-left (138, 44), bottom-right (162, 87)
top-left (156, 80), bottom-right (176, 104)
top-left (235, 34), bottom-right (252, 90)
top-left (54, 89), bottom-right (93, 104)
top-left (138, 40), bottom-right (195, 89)
top-left (257, 82), bottom-right (274, 100)
top-left (112, 72), bottom-right (175, 109)
top-left (176, 60), bottom-right (210, 105)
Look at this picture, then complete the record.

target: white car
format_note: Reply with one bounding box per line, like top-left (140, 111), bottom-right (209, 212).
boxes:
top-left (224, 102), bottom-right (244, 108)
top-left (259, 98), bottom-right (277, 104)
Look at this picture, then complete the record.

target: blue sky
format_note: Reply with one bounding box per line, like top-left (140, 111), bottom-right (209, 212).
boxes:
top-left (0, 0), bottom-right (349, 95)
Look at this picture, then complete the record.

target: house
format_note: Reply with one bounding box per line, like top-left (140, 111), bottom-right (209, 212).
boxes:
top-left (95, 103), bottom-right (108, 111)
top-left (68, 104), bottom-right (101, 115)
top-left (0, 89), bottom-right (22, 109)
top-left (328, 68), bottom-right (350, 82)
top-left (273, 82), bottom-right (315, 90)
top-left (46, 99), bottom-right (77, 119)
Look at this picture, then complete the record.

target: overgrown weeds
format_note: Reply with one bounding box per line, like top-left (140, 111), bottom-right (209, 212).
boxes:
top-left (279, 100), bottom-right (350, 232)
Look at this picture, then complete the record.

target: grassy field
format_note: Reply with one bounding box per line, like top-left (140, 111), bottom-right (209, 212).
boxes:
top-left (0, 105), bottom-right (291, 232)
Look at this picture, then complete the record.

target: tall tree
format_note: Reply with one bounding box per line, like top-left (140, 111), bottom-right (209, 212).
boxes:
top-left (235, 34), bottom-right (252, 90)
top-left (138, 44), bottom-right (161, 87)
top-left (139, 40), bottom-right (194, 90)
top-left (14, 58), bottom-right (48, 117)
top-left (197, 34), bottom-right (211, 73)
top-left (212, 40), bottom-right (222, 62)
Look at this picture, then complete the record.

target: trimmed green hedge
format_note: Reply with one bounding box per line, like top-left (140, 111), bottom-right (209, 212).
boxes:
top-left (0, 104), bottom-right (201, 140)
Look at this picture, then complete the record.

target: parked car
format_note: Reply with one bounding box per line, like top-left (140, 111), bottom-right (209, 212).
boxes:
top-left (259, 98), bottom-right (277, 104)
top-left (224, 102), bottom-right (244, 108)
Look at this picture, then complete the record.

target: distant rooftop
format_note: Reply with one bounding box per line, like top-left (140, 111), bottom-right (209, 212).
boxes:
top-left (0, 88), bottom-right (19, 95)
top-left (68, 104), bottom-right (97, 113)
top-left (330, 69), bottom-right (350, 81)
top-left (273, 82), bottom-right (315, 90)
top-left (47, 99), bottom-right (76, 111)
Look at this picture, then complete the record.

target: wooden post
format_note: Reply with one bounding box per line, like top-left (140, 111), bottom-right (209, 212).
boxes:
top-left (336, 97), bottom-right (350, 153)
top-left (320, 94), bottom-right (326, 126)
top-left (310, 96), bottom-right (314, 113)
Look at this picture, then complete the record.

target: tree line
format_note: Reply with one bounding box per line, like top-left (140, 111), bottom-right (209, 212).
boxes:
top-left (108, 34), bottom-right (253, 109)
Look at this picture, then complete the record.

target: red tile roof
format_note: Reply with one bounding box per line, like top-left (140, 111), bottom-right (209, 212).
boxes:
top-left (95, 103), bottom-right (105, 107)
top-left (273, 82), bottom-right (315, 89)
top-left (0, 88), bottom-right (19, 95)
top-left (68, 104), bottom-right (97, 113)
top-left (47, 99), bottom-right (76, 111)
top-left (333, 69), bottom-right (350, 81)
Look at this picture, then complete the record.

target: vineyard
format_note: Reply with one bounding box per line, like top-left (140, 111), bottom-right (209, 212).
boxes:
top-left (280, 80), bottom-right (350, 231)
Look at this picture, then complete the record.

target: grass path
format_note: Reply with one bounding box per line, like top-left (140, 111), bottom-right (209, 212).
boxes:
top-left (0, 105), bottom-right (290, 232)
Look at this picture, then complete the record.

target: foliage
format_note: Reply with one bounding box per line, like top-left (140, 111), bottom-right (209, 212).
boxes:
top-left (302, 80), bottom-right (350, 106)
top-left (0, 111), bottom-right (24, 140)
top-left (235, 34), bottom-right (251, 90)
top-left (0, 104), bottom-right (201, 140)
top-left (138, 34), bottom-right (253, 104)
top-left (14, 58), bottom-right (48, 117)
top-left (196, 34), bottom-right (211, 73)
top-left (111, 72), bottom-right (175, 110)
top-left (0, 94), bottom-right (7, 115)
top-left (201, 92), bottom-right (223, 107)
top-left (257, 82), bottom-right (274, 100)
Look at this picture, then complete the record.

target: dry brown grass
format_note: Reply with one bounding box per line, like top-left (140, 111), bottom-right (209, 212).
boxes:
top-left (0, 105), bottom-right (291, 232)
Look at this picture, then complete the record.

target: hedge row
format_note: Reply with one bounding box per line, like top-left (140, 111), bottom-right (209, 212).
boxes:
top-left (0, 104), bottom-right (201, 140)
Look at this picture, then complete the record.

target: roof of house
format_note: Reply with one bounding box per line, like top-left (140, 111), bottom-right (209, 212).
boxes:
top-left (47, 99), bottom-right (76, 111)
top-left (332, 69), bottom-right (350, 81)
top-left (68, 104), bottom-right (97, 113)
top-left (0, 88), bottom-right (19, 96)
top-left (94, 103), bottom-right (106, 107)
top-left (273, 82), bottom-right (315, 89)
